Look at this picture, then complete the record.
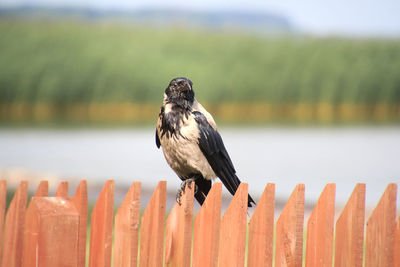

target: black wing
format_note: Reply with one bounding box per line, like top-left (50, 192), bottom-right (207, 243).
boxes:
top-left (193, 111), bottom-right (255, 207)
top-left (155, 129), bottom-right (161, 148)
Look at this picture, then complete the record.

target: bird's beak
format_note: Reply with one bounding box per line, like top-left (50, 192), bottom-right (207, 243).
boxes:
top-left (183, 81), bottom-right (192, 91)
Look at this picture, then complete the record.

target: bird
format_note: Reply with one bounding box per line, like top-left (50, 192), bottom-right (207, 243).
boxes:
top-left (155, 77), bottom-right (255, 207)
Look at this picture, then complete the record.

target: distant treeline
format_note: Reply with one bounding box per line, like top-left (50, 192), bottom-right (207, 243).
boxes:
top-left (0, 18), bottom-right (399, 124)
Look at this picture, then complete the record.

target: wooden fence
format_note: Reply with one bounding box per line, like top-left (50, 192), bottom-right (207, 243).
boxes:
top-left (0, 179), bottom-right (399, 267)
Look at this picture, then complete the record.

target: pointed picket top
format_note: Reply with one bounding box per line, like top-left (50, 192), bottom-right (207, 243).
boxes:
top-left (394, 216), bottom-right (400, 267)
top-left (70, 180), bottom-right (88, 267)
top-left (113, 182), bottom-right (141, 267)
top-left (192, 182), bottom-right (222, 267)
top-left (55, 181), bottom-right (68, 198)
top-left (334, 183), bottom-right (365, 267)
top-left (365, 183), bottom-right (397, 267)
top-left (89, 180), bottom-right (114, 267)
top-left (165, 182), bottom-right (194, 267)
top-left (1, 180), bottom-right (28, 267)
top-left (275, 184), bottom-right (305, 267)
top-left (218, 183), bottom-right (248, 267)
top-left (247, 183), bottom-right (275, 267)
top-left (305, 183), bottom-right (336, 267)
top-left (0, 180), bottom-right (6, 262)
top-left (34, 180), bottom-right (49, 197)
top-left (139, 181), bottom-right (167, 267)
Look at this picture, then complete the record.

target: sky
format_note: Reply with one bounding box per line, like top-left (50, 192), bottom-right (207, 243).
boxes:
top-left (1, 0), bottom-right (400, 36)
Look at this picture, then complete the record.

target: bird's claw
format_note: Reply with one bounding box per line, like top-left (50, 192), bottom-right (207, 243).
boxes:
top-left (176, 179), bottom-right (198, 205)
top-left (176, 190), bottom-right (183, 205)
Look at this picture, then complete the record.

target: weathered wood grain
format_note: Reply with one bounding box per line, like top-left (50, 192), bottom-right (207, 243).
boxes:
top-left (22, 197), bottom-right (80, 267)
top-left (1, 181), bottom-right (28, 267)
top-left (88, 180), bottom-right (114, 267)
top-left (218, 183), bottom-right (248, 267)
top-left (139, 181), bottom-right (166, 267)
top-left (305, 183), bottom-right (335, 267)
top-left (275, 184), bottom-right (305, 267)
top-left (365, 183), bottom-right (397, 267)
top-left (334, 183), bottom-right (365, 267)
top-left (113, 182), bottom-right (141, 267)
top-left (247, 183), bottom-right (275, 267)
top-left (192, 183), bottom-right (222, 267)
top-left (165, 183), bottom-right (194, 267)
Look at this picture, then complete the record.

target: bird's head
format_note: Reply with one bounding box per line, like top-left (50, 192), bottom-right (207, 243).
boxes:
top-left (164, 77), bottom-right (195, 107)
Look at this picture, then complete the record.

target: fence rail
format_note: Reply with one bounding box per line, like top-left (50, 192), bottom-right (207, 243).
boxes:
top-left (0, 179), bottom-right (399, 267)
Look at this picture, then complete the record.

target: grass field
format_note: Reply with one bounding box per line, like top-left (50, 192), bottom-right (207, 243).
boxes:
top-left (1, 18), bottom-right (400, 124)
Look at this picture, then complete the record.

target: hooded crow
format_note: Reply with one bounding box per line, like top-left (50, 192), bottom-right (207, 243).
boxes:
top-left (156, 77), bottom-right (255, 207)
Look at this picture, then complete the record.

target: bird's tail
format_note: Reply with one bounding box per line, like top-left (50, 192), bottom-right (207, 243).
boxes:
top-left (220, 173), bottom-right (255, 207)
top-left (247, 192), bottom-right (256, 207)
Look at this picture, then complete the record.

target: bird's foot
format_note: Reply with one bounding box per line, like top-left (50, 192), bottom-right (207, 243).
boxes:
top-left (176, 179), bottom-right (198, 205)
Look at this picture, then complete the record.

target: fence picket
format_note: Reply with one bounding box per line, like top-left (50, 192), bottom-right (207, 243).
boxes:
top-left (139, 181), bottom-right (166, 267)
top-left (305, 183), bottom-right (335, 267)
top-left (89, 180), bottom-right (114, 267)
top-left (165, 183), bottom-right (194, 267)
top-left (218, 183), bottom-right (248, 267)
top-left (55, 181), bottom-right (68, 197)
top-left (113, 182), bottom-right (141, 267)
top-left (34, 181), bottom-right (48, 197)
top-left (394, 216), bottom-right (400, 267)
top-left (20, 180), bottom-right (48, 266)
top-left (1, 181), bottom-right (28, 267)
top-left (22, 197), bottom-right (80, 267)
top-left (0, 180), bottom-right (6, 263)
top-left (192, 182), bottom-right (222, 267)
top-left (365, 183), bottom-right (397, 267)
top-left (275, 184), bottom-right (305, 267)
top-left (70, 180), bottom-right (88, 267)
top-left (334, 183), bottom-right (365, 267)
top-left (247, 183), bottom-right (275, 267)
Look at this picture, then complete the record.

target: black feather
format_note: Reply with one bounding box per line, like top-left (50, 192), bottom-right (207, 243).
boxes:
top-left (155, 130), bottom-right (161, 148)
top-left (191, 174), bottom-right (212, 205)
top-left (193, 111), bottom-right (255, 207)
top-left (158, 104), bottom-right (190, 139)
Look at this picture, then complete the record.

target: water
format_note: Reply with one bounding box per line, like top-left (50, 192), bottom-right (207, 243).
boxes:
top-left (0, 127), bottom-right (399, 208)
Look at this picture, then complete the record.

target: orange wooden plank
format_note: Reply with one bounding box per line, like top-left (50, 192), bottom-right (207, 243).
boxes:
top-left (218, 183), bottom-right (248, 267)
top-left (334, 183), bottom-right (365, 267)
top-left (365, 183), bottom-right (397, 267)
top-left (139, 181), bottom-right (166, 267)
top-left (0, 180), bottom-right (6, 263)
top-left (247, 183), bottom-right (275, 267)
top-left (34, 180), bottom-right (48, 197)
top-left (165, 183), bottom-right (194, 267)
top-left (22, 197), bottom-right (80, 267)
top-left (275, 184), bottom-right (305, 267)
top-left (55, 181), bottom-right (68, 198)
top-left (1, 181), bottom-right (28, 267)
top-left (305, 183), bottom-right (336, 267)
top-left (113, 182), bottom-right (141, 267)
top-left (89, 180), bottom-right (114, 267)
top-left (70, 180), bottom-right (88, 267)
top-left (19, 180), bottom-right (49, 267)
top-left (192, 183), bottom-right (222, 267)
top-left (394, 216), bottom-right (400, 267)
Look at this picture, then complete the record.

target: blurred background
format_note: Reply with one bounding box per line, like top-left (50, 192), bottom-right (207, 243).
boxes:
top-left (0, 0), bottom-right (399, 215)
